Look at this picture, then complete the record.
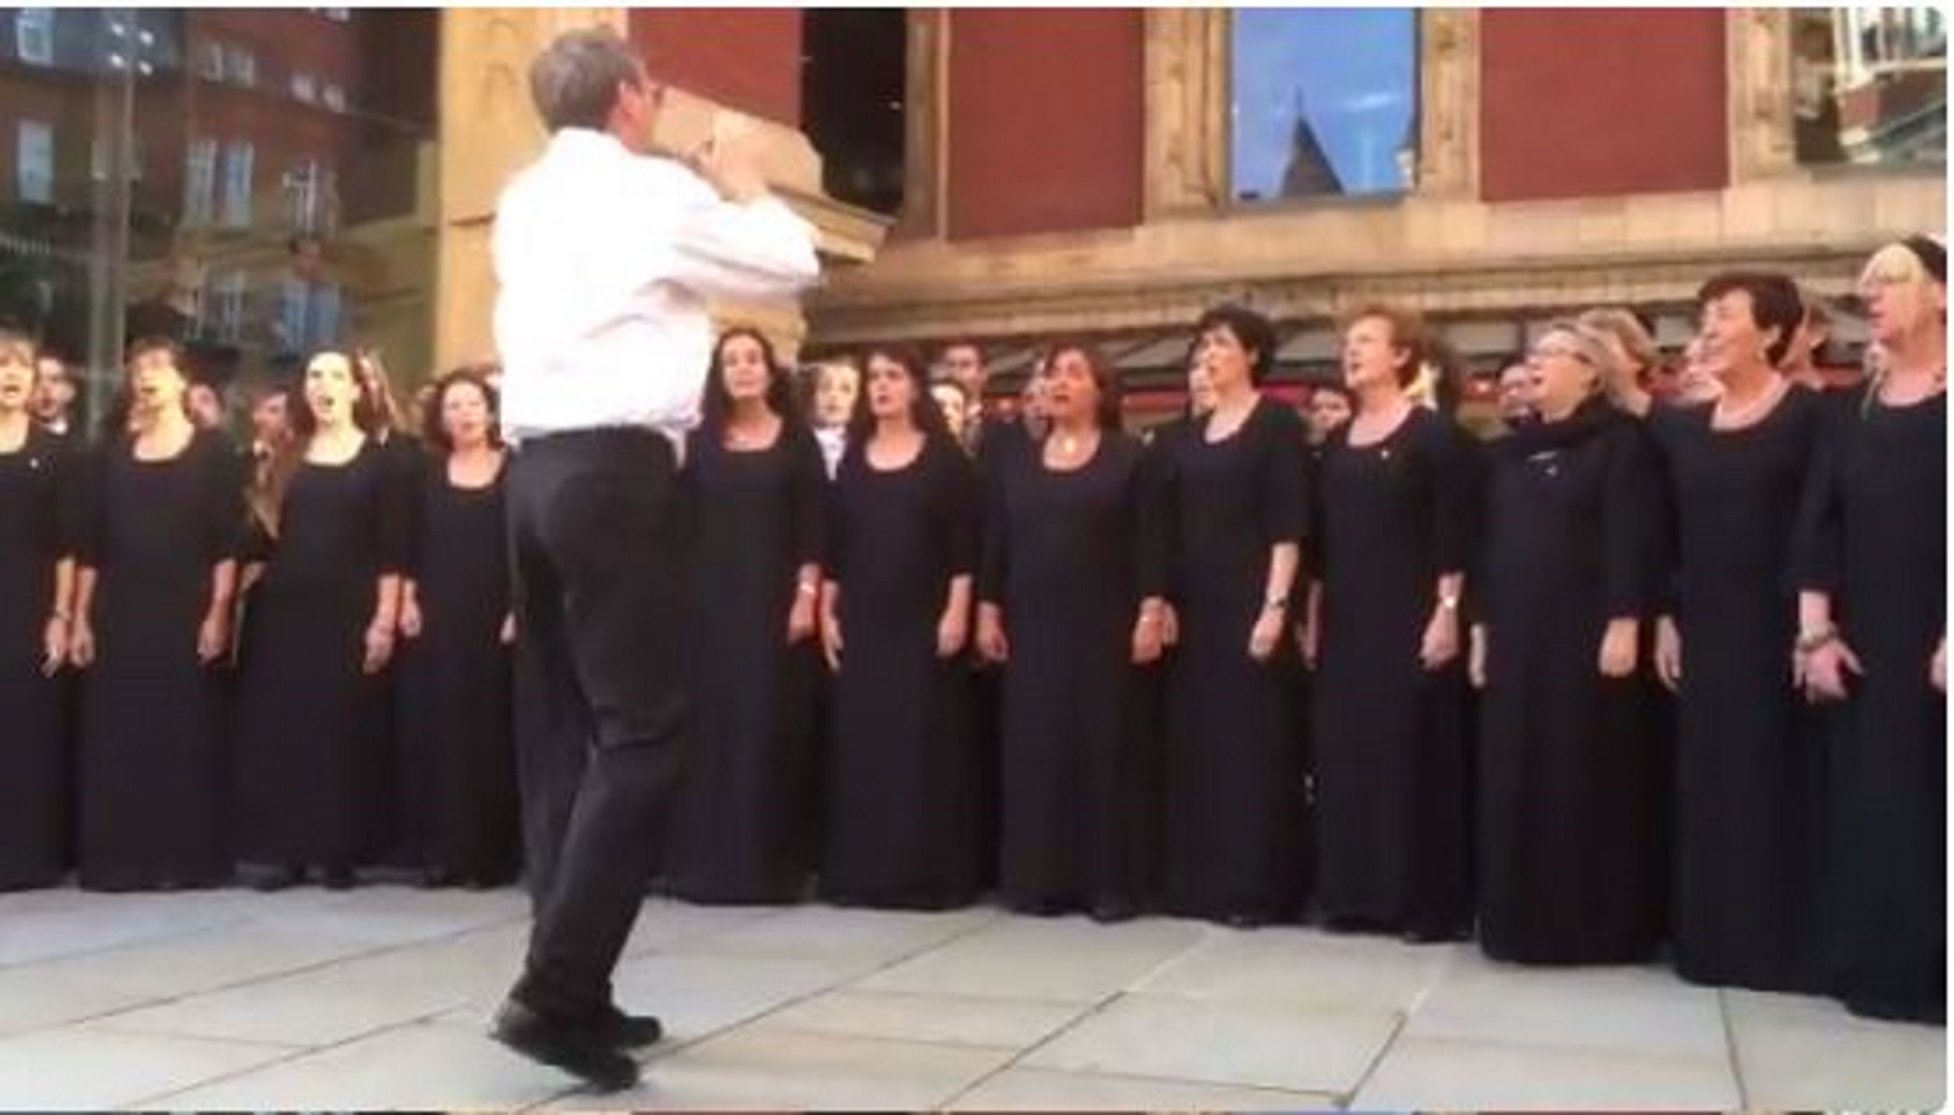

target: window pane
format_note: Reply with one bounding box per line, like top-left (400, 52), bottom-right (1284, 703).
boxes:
top-left (1794, 8), bottom-right (1947, 166)
top-left (1230, 8), bottom-right (1419, 203)
top-left (17, 119), bottom-right (53, 203)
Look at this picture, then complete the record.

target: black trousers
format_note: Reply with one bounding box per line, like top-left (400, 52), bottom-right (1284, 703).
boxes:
top-left (506, 428), bottom-right (689, 1020)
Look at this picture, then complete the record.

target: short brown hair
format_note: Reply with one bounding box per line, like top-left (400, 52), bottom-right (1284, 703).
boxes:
top-left (1338, 302), bottom-right (1431, 387)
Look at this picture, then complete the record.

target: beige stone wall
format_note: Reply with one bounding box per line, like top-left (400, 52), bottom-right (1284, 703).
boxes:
top-left (810, 10), bottom-right (1944, 346)
top-left (434, 8), bottom-right (882, 372)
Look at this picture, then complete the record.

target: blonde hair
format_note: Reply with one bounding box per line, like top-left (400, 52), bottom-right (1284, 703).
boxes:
top-left (1535, 320), bottom-right (1615, 396)
top-left (1577, 307), bottom-right (1661, 384)
top-left (1858, 236), bottom-right (1948, 413)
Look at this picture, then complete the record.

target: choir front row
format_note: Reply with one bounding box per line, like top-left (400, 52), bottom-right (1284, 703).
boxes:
top-left (0, 238), bottom-right (1942, 1033)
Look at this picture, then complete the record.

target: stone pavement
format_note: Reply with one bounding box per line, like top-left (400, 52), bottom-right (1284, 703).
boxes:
top-left (0, 886), bottom-right (1939, 1110)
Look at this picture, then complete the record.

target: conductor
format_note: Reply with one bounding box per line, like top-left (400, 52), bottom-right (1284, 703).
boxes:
top-left (487, 27), bottom-right (819, 1090)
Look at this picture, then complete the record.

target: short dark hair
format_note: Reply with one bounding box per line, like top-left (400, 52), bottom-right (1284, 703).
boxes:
top-left (125, 335), bottom-right (183, 367)
top-left (1311, 380), bottom-right (1356, 408)
top-left (1194, 303), bottom-right (1278, 387)
top-left (700, 327), bottom-right (798, 433)
top-left (530, 26), bottom-right (643, 133)
top-left (421, 367), bottom-right (502, 453)
top-left (938, 339), bottom-right (985, 365)
top-left (1338, 302), bottom-right (1432, 388)
top-left (1697, 270), bottom-right (1805, 368)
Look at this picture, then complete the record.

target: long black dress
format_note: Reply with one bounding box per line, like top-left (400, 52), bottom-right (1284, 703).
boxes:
top-left (76, 429), bottom-right (241, 890)
top-left (981, 432), bottom-right (1165, 914)
top-left (395, 454), bottom-right (519, 886)
top-left (1795, 385), bottom-right (1945, 1024)
top-left (1312, 408), bottom-right (1471, 937)
top-left (0, 424), bottom-right (76, 890)
top-left (663, 423), bottom-right (825, 904)
top-left (822, 434), bottom-right (980, 909)
top-left (233, 440), bottom-right (406, 874)
top-left (1477, 396), bottom-right (1664, 964)
top-left (1651, 389), bottom-right (1824, 992)
top-left (1160, 398), bottom-right (1311, 923)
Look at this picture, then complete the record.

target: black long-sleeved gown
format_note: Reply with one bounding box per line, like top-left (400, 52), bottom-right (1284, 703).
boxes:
top-left (76, 429), bottom-right (241, 890)
top-left (980, 432), bottom-right (1166, 914)
top-left (1794, 385), bottom-right (1945, 1024)
top-left (822, 434), bottom-right (981, 909)
top-left (395, 454), bottom-right (519, 886)
top-left (1477, 397), bottom-right (1665, 964)
top-left (1311, 408), bottom-right (1471, 936)
top-left (0, 424), bottom-right (77, 889)
top-left (1159, 398), bottom-right (1311, 923)
top-left (233, 440), bottom-right (407, 873)
top-left (663, 423), bottom-right (826, 904)
top-left (1650, 389), bottom-right (1825, 992)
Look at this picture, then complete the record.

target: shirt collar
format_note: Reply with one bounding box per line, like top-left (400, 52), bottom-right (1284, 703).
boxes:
top-left (547, 128), bottom-right (631, 163)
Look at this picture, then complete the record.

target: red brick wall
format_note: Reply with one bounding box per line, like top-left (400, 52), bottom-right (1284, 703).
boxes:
top-left (945, 9), bottom-right (1145, 240)
top-left (1480, 10), bottom-right (1728, 202)
top-left (629, 9), bottom-right (803, 127)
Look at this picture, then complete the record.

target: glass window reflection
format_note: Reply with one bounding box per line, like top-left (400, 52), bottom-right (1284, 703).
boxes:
top-left (1230, 8), bottom-right (1419, 203)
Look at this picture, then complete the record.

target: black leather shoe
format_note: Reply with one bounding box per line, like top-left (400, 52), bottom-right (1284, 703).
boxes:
top-left (491, 1000), bottom-right (640, 1092)
top-left (593, 1005), bottom-right (664, 1050)
top-left (321, 866), bottom-right (358, 891)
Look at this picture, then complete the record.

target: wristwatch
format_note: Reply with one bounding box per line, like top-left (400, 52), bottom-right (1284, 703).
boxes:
top-left (1263, 594), bottom-right (1289, 613)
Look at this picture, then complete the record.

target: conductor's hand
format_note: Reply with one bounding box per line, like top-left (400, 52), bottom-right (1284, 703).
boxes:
top-left (687, 116), bottom-right (768, 204)
top-left (976, 603), bottom-right (1010, 665)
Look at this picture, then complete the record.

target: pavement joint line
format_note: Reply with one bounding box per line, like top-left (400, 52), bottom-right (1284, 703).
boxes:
top-left (930, 918), bottom-right (1221, 1109)
top-left (116, 1002), bottom-right (474, 1110)
top-left (514, 903), bottom-right (1013, 1108)
top-left (1718, 987), bottom-right (1751, 1110)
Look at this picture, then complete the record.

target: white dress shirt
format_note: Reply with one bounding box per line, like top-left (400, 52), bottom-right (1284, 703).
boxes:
top-left (492, 129), bottom-right (820, 451)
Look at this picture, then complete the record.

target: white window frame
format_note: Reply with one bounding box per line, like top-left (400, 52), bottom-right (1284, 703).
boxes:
top-left (321, 83), bottom-right (346, 113)
top-left (221, 140), bottom-right (254, 228)
top-left (183, 136), bottom-right (218, 227)
top-left (291, 71), bottom-right (318, 103)
top-left (15, 9), bottom-right (53, 66)
top-left (17, 120), bottom-right (54, 204)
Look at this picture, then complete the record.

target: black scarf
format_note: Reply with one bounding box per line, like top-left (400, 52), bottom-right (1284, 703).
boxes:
top-left (1496, 392), bottom-right (1626, 461)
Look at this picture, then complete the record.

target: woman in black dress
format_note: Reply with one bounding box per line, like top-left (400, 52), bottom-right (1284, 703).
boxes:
top-left (234, 349), bottom-right (407, 890)
top-left (819, 344), bottom-right (980, 909)
top-left (1306, 306), bottom-right (1470, 942)
top-left (1795, 236), bottom-right (1946, 1024)
top-left (664, 328), bottom-right (825, 904)
top-left (1649, 272), bottom-right (1824, 993)
top-left (1471, 320), bottom-right (1664, 965)
top-left (395, 369), bottom-right (518, 888)
top-left (0, 328), bottom-right (76, 891)
top-left (1158, 304), bottom-right (1310, 926)
top-left (69, 338), bottom-right (240, 890)
top-left (976, 342), bottom-right (1166, 920)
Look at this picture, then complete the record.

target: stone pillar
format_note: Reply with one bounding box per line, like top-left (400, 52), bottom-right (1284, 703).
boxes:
top-left (435, 8), bottom-right (625, 374)
top-left (435, 7), bottom-right (856, 371)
